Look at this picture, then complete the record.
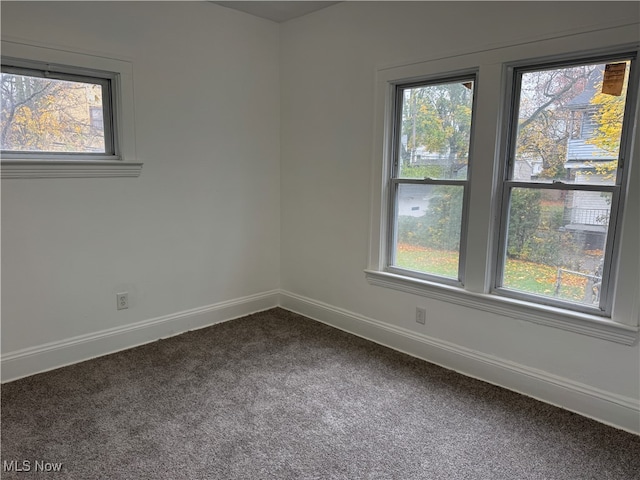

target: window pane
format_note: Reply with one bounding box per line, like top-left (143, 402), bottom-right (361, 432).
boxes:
top-left (512, 61), bottom-right (631, 185)
top-left (502, 187), bottom-right (611, 306)
top-left (1, 72), bottom-right (106, 153)
top-left (393, 184), bottom-right (463, 279)
top-left (397, 80), bottom-right (473, 180)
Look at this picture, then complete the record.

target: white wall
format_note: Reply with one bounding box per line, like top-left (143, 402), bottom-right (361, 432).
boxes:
top-left (1, 2), bottom-right (280, 356)
top-left (2, 0), bottom-right (639, 432)
top-left (280, 1), bottom-right (640, 429)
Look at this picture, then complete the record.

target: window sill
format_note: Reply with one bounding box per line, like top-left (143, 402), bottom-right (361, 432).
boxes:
top-left (1, 160), bottom-right (143, 179)
top-left (364, 269), bottom-right (639, 345)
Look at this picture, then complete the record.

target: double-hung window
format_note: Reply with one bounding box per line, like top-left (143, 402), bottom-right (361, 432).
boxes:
top-left (495, 55), bottom-right (636, 316)
top-left (387, 75), bottom-right (476, 285)
top-left (368, 26), bottom-right (639, 342)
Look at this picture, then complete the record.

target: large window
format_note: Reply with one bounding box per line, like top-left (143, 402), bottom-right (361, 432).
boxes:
top-left (496, 56), bottom-right (635, 315)
top-left (1, 62), bottom-right (115, 158)
top-left (387, 76), bottom-right (476, 284)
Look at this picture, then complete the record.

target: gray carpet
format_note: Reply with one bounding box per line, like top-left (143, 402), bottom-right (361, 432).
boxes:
top-left (1, 308), bottom-right (639, 479)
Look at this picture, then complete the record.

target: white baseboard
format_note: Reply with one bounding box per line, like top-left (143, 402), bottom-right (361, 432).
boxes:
top-left (1, 290), bottom-right (280, 383)
top-left (279, 290), bottom-right (640, 435)
top-left (3, 288), bottom-right (638, 434)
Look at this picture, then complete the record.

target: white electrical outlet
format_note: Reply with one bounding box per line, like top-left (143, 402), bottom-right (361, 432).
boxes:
top-left (416, 307), bottom-right (426, 325)
top-left (116, 292), bottom-right (129, 310)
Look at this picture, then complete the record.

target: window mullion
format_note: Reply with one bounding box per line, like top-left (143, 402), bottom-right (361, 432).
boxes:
top-left (391, 178), bottom-right (467, 186)
top-left (504, 181), bottom-right (617, 193)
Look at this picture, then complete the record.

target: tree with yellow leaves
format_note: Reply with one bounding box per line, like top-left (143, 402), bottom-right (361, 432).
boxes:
top-left (585, 62), bottom-right (630, 179)
top-left (1, 71), bottom-right (104, 153)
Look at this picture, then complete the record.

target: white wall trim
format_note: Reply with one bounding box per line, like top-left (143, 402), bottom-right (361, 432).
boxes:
top-left (375, 20), bottom-right (640, 72)
top-left (1, 290), bottom-right (279, 383)
top-left (1, 161), bottom-right (143, 179)
top-left (365, 270), bottom-right (639, 345)
top-left (3, 288), bottom-right (638, 433)
top-left (279, 290), bottom-right (640, 435)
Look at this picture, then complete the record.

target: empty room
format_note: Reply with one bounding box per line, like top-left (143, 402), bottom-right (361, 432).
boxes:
top-left (1, 1), bottom-right (639, 478)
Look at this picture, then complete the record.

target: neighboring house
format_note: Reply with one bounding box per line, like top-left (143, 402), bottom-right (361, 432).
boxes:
top-left (562, 66), bottom-right (612, 250)
top-left (403, 144), bottom-right (468, 178)
top-left (398, 144), bottom-right (468, 217)
top-left (514, 157), bottom-right (543, 180)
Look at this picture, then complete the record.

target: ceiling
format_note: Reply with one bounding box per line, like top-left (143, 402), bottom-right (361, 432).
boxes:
top-left (211, 1), bottom-right (341, 23)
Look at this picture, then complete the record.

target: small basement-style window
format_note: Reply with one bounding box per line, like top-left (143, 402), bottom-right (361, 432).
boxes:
top-left (1, 62), bottom-right (115, 159)
top-left (1, 41), bottom-right (140, 178)
top-left (495, 55), bottom-right (636, 315)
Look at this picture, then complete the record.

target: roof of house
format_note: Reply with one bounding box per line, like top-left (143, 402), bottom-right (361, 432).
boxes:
top-left (566, 66), bottom-right (604, 108)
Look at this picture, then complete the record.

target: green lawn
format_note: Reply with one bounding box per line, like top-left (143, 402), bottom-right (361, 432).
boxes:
top-left (395, 244), bottom-right (459, 278)
top-left (395, 243), bottom-right (587, 302)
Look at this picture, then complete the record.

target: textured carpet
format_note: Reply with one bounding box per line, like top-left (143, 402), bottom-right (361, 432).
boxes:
top-left (1, 308), bottom-right (639, 479)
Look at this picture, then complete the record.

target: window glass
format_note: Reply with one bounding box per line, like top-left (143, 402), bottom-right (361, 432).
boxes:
top-left (393, 184), bottom-right (463, 279)
top-left (1, 69), bottom-right (109, 154)
top-left (397, 81), bottom-right (473, 180)
top-left (498, 56), bottom-right (634, 313)
top-left (502, 187), bottom-right (611, 306)
top-left (512, 61), bottom-right (630, 185)
top-left (388, 77), bottom-right (475, 282)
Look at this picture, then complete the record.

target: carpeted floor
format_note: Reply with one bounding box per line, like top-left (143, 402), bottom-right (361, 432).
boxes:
top-left (1, 308), bottom-right (639, 479)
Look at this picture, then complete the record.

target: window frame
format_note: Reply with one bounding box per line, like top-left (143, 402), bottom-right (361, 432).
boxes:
top-left (1, 59), bottom-right (118, 160)
top-left (493, 53), bottom-right (638, 317)
top-left (366, 25), bottom-right (639, 345)
top-left (1, 40), bottom-right (141, 178)
top-left (385, 73), bottom-right (478, 286)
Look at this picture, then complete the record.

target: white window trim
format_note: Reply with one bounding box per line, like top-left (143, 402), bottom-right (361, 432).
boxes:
top-left (1, 39), bottom-right (141, 179)
top-left (367, 24), bottom-right (639, 344)
top-left (364, 270), bottom-right (637, 345)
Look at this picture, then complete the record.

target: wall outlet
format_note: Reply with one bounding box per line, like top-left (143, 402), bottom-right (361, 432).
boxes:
top-left (416, 307), bottom-right (426, 325)
top-left (116, 292), bottom-right (129, 310)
